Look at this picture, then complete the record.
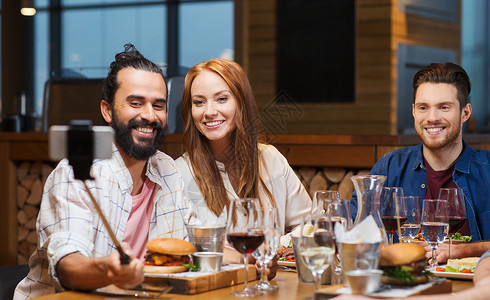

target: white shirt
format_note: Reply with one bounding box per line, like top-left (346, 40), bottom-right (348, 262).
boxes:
top-left (175, 144), bottom-right (311, 234)
top-left (14, 144), bottom-right (188, 299)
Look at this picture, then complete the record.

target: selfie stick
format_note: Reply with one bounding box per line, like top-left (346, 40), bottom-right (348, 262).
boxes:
top-left (67, 120), bottom-right (131, 265)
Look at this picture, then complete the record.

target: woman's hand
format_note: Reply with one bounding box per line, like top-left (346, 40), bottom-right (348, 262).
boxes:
top-left (254, 254), bottom-right (278, 280)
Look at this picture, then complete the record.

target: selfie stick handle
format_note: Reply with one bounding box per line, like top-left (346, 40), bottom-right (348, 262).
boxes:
top-left (83, 181), bottom-right (131, 264)
top-left (66, 121), bottom-right (130, 265)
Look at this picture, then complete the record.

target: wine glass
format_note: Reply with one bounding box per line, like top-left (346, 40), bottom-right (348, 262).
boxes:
top-left (325, 198), bottom-right (349, 284)
top-left (311, 190), bottom-right (340, 217)
top-left (226, 198), bottom-right (264, 297)
top-left (298, 207), bottom-right (335, 299)
top-left (341, 199), bottom-right (354, 230)
top-left (400, 196), bottom-right (421, 243)
top-left (421, 199), bottom-right (449, 268)
top-left (251, 207), bottom-right (281, 292)
top-left (379, 187), bottom-right (407, 244)
top-left (438, 188), bottom-right (466, 259)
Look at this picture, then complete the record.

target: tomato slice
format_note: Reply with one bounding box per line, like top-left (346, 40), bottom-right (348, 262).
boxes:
top-left (460, 269), bottom-right (473, 273)
top-left (436, 267), bottom-right (446, 272)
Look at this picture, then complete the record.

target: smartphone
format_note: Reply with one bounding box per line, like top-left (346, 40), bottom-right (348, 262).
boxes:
top-left (49, 125), bottom-right (114, 161)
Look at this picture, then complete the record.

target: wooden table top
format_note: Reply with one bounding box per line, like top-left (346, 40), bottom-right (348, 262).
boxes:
top-left (33, 270), bottom-right (473, 300)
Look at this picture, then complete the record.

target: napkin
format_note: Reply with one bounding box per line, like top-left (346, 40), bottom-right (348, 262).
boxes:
top-left (335, 215), bottom-right (382, 243)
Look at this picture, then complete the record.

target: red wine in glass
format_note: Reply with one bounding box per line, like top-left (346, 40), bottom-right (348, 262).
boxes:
top-left (227, 232), bottom-right (265, 254)
top-left (381, 216), bottom-right (407, 234)
top-left (448, 216), bottom-right (467, 235)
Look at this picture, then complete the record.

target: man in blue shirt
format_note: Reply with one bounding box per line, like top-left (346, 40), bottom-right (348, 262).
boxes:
top-left (351, 63), bottom-right (490, 263)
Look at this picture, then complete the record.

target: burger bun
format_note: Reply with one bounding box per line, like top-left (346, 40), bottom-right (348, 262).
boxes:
top-left (146, 238), bottom-right (196, 255)
top-left (144, 264), bottom-right (189, 274)
top-left (380, 243), bottom-right (428, 286)
top-left (380, 243), bottom-right (426, 266)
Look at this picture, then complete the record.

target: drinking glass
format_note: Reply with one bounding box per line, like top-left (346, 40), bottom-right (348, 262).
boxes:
top-left (311, 190), bottom-right (340, 217)
top-left (298, 210), bottom-right (335, 299)
top-left (226, 198), bottom-right (264, 297)
top-left (379, 187), bottom-right (407, 244)
top-left (400, 196), bottom-right (421, 243)
top-left (341, 199), bottom-right (354, 230)
top-left (325, 198), bottom-right (349, 284)
top-left (438, 188), bottom-right (466, 259)
top-left (421, 199), bottom-right (449, 268)
top-left (251, 207), bottom-right (281, 292)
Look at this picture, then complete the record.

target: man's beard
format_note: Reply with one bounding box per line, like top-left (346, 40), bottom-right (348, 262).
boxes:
top-left (416, 118), bottom-right (461, 151)
top-left (111, 111), bottom-right (169, 161)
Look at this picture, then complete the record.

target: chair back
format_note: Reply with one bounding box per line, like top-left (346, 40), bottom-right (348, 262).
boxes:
top-left (0, 264), bottom-right (29, 300)
top-left (41, 78), bottom-right (106, 132)
top-left (167, 76), bottom-right (185, 133)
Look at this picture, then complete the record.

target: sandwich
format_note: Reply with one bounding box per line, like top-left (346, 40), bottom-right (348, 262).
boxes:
top-left (446, 257), bottom-right (479, 273)
top-left (144, 238), bottom-right (197, 273)
top-left (379, 243), bottom-right (429, 285)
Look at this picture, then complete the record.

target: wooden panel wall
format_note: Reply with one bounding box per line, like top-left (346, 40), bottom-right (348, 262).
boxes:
top-left (390, 0), bottom-right (461, 134)
top-left (243, 0), bottom-right (460, 135)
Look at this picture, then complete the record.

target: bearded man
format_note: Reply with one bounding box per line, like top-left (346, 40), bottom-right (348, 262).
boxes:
top-left (14, 44), bottom-right (187, 299)
top-left (351, 63), bottom-right (490, 262)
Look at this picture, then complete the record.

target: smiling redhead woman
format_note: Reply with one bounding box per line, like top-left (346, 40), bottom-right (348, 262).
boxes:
top-left (175, 59), bottom-right (312, 266)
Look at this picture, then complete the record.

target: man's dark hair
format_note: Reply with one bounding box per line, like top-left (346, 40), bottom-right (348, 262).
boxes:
top-left (102, 43), bottom-right (166, 107)
top-left (412, 62), bottom-right (471, 110)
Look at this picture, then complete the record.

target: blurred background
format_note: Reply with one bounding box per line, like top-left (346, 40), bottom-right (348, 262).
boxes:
top-left (1, 0), bottom-right (489, 135)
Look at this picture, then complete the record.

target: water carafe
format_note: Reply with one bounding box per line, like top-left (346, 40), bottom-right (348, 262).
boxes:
top-left (350, 175), bottom-right (388, 243)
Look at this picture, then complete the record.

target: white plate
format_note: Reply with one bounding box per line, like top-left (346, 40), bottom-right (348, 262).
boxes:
top-left (411, 240), bottom-right (464, 244)
top-left (429, 266), bottom-right (473, 280)
top-left (278, 260), bottom-right (296, 268)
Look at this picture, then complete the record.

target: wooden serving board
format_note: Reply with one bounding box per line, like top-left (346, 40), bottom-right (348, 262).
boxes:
top-left (314, 279), bottom-right (452, 299)
top-left (143, 264), bottom-right (256, 294)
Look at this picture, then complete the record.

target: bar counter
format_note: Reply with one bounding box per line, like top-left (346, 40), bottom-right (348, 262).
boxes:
top-left (32, 270), bottom-right (473, 300)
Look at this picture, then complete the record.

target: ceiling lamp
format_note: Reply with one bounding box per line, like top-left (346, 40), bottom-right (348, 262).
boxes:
top-left (21, 0), bottom-right (36, 16)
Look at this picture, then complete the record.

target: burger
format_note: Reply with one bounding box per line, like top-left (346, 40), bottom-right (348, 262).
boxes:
top-left (379, 243), bottom-right (429, 285)
top-left (144, 238), bottom-right (197, 273)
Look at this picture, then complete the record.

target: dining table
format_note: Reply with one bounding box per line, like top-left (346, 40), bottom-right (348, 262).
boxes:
top-left (32, 268), bottom-right (474, 300)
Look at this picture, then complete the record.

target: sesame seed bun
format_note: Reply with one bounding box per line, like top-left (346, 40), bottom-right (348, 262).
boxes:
top-left (146, 238), bottom-right (196, 256)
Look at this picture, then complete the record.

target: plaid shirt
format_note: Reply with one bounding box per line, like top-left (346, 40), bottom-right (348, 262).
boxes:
top-left (14, 145), bottom-right (188, 299)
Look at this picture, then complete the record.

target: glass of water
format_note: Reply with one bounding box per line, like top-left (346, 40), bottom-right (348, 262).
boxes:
top-left (298, 213), bottom-right (335, 299)
top-left (400, 196), bottom-right (421, 243)
top-left (421, 199), bottom-right (449, 268)
top-left (251, 207), bottom-right (281, 292)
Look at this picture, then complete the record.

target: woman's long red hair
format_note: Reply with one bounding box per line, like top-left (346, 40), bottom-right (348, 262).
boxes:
top-left (181, 59), bottom-right (274, 217)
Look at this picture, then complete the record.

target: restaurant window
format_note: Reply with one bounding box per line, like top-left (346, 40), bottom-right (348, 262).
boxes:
top-left (32, 0), bottom-right (233, 117)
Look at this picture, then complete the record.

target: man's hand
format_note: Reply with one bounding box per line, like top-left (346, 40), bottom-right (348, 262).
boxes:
top-left (105, 243), bottom-right (144, 289)
top-left (422, 241), bottom-right (490, 264)
top-left (58, 242), bottom-right (144, 291)
top-left (421, 241), bottom-right (451, 263)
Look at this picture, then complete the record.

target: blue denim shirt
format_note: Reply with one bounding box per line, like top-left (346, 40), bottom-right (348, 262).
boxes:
top-left (351, 141), bottom-right (490, 242)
